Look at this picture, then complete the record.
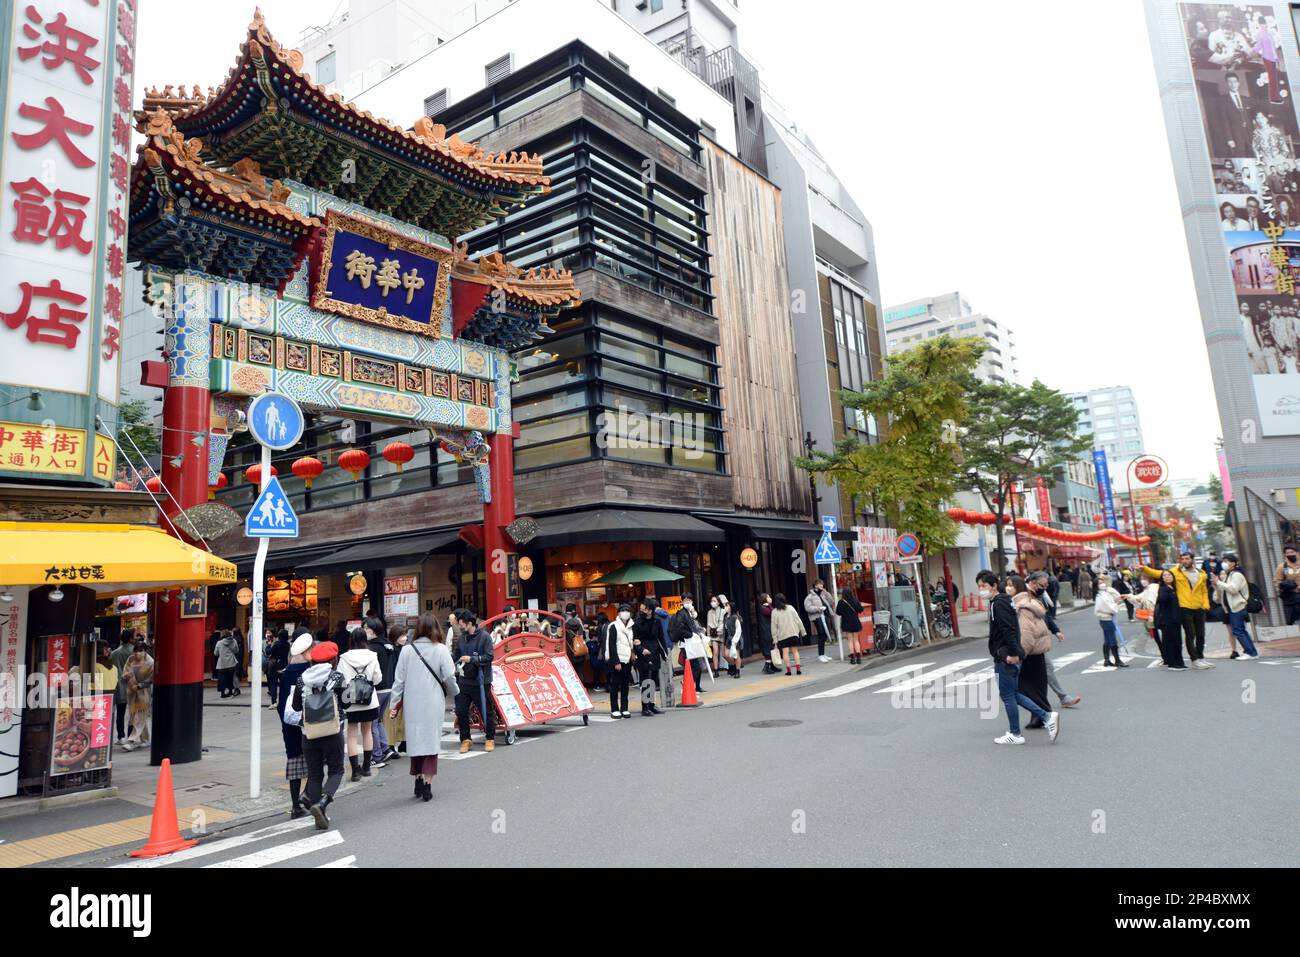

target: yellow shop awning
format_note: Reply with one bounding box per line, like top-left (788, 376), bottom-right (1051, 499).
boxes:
top-left (0, 522), bottom-right (237, 593)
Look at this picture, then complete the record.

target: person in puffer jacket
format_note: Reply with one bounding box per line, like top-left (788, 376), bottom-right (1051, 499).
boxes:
top-left (338, 630), bottom-right (383, 782)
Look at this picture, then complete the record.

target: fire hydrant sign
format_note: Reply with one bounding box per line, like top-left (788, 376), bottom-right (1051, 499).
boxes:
top-left (0, 0), bottom-right (137, 481)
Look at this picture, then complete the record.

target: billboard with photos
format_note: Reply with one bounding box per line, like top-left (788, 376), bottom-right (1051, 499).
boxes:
top-left (1181, 2), bottom-right (1300, 434)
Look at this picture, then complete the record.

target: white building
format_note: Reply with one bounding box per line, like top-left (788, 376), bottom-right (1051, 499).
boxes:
top-left (884, 291), bottom-right (1019, 385)
top-left (1068, 385), bottom-right (1147, 473)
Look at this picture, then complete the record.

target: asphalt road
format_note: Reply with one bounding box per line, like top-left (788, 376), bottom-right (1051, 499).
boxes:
top-left (101, 615), bottom-right (1300, 868)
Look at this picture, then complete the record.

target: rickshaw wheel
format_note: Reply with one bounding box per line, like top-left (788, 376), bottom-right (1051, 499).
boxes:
top-left (505, 728), bottom-right (517, 745)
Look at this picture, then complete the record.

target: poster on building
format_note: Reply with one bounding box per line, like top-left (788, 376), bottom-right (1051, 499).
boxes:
top-left (0, 587), bottom-right (28, 799)
top-left (49, 693), bottom-right (112, 777)
top-left (1093, 450), bottom-right (1118, 529)
top-left (383, 575), bottom-right (420, 620)
top-left (1178, 4), bottom-right (1300, 434)
top-left (0, 0), bottom-right (137, 482)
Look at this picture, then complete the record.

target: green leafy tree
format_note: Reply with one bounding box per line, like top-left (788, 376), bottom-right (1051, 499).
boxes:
top-left (961, 380), bottom-right (1093, 574)
top-left (116, 398), bottom-right (161, 458)
top-left (797, 337), bottom-right (985, 563)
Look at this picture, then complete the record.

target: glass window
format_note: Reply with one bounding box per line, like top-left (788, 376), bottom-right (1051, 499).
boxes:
top-left (599, 332), bottom-right (659, 366)
top-left (514, 386), bottom-right (587, 419)
top-left (516, 436), bottom-right (592, 469)
top-left (604, 359), bottom-right (662, 392)
top-left (603, 387), bottom-right (664, 415)
top-left (582, 76), bottom-right (642, 125)
top-left (664, 352), bottom-right (710, 381)
top-left (517, 411), bottom-right (589, 447)
top-left (455, 115), bottom-right (495, 141)
top-left (316, 52), bottom-right (336, 86)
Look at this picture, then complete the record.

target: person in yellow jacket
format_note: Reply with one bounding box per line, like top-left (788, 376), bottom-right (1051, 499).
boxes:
top-left (1139, 553), bottom-right (1214, 669)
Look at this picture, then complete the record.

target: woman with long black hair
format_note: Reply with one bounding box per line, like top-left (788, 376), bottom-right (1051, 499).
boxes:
top-left (1155, 569), bottom-right (1188, 670)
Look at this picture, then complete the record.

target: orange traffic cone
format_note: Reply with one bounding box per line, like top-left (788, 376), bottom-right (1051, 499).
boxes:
top-left (977, 596), bottom-right (985, 612)
top-left (678, 656), bottom-right (700, 708)
top-left (961, 594), bottom-right (969, 613)
top-left (129, 758), bottom-right (198, 858)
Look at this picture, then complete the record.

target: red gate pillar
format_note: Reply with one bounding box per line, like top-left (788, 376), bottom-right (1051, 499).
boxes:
top-left (482, 426), bottom-right (518, 618)
top-left (151, 287), bottom-right (211, 766)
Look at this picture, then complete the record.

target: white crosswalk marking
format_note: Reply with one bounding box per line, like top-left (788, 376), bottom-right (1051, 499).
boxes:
top-left (801, 663), bottom-right (927, 699)
top-left (205, 830), bottom-right (344, 868)
top-left (1079, 658), bottom-right (1112, 675)
top-left (318, 855), bottom-right (357, 868)
top-left (949, 651), bottom-right (1092, 689)
top-left (114, 818), bottom-right (316, 869)
top-left (872, 659), bottom-right (986, 694)
top-left (1052, 652), bottom-right (1092, 669)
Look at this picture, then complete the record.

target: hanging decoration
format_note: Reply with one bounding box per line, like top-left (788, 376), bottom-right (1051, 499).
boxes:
top-left (245, 464), bottom-right (278, 485)
top-left (383, 441), bottom-right (415, 473)
top-left (208, 473), bottom-right (228, 501)
top-left (338, 448), bottom-right (371, 481)
top-left (292, 456), bottom-right (324, 489)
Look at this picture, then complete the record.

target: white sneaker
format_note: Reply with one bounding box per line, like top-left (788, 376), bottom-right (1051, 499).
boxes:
top-left (1195, 659), bottom-right (1214, 669)
top-left (994, 732), bottom-right (1025, 745)
top-left (1242, 653), bottom-right (1261, 660)
top-left (1044, 711), bottom-right (1060, 743)
top-left (620, 711), bottom-right (632, 718)
top-left (818, 655), bottom-right (831, 663)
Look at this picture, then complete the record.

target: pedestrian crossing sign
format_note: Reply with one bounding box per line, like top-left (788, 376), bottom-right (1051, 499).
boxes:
top-left (814, 532), bottom-right (842, 565)
top-left (245, 475), bottom-right (299, 538)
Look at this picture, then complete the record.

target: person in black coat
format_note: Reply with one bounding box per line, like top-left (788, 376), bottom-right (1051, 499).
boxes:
top-left (452, 608), bottom-right (497, 752)
top-left (836, 589), bottom-right (865, 664)
top-left (266, 628), bottom-right (290, 706)
top-left (277, 632), bottom-right (314, 819)
top-left (632, 601), bottom-right (664, 715)
top-left (1154, 571), bottom-right (1188, 669)
top-left (977, 570), bottom-right (1056, 744)
top-left (756, 593), bottom-right (777, 674)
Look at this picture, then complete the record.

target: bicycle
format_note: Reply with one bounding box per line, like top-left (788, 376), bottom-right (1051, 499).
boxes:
top-left (872, 609), bottom-right (924, 654)
top-left (930, 601), bottom-right (953, 639)
top-left (894, 613), bottom-right (923, 649)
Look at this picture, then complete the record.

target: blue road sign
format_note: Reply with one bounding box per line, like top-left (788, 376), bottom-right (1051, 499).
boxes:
top-left (248, 392), bottom-right (305, 451)
top-left (822, 515), bottom-right (838, 533)
top-left (245, 475), bottom-right (299, 539)
top-left (814, 533), bottom-right (842, 565)
top-left (896, 532), bottom-right (921, 559)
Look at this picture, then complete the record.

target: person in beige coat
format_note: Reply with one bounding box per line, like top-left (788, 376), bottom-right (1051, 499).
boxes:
top-left (1012, 579), bottom-right (1053, 727)
top-left (770, 593), bottom-right (807, 675)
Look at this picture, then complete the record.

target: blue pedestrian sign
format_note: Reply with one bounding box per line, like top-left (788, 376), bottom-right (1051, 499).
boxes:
top-left (248, 392), bottom-right (304, 451)
top-left (822, 515), bottom-right (838, 533)
top-left (245, 475), bottom-right (299, 539)
top-left (814, 533), bottom-right (842, 565)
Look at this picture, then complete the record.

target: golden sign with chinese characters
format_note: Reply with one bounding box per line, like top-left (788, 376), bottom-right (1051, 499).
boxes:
top-left (0, 420), bottom-right (115, 479)
top-left (310, 210), bottom-right (452, 339)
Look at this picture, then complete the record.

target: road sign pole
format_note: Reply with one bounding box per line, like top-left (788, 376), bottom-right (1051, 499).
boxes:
top-left (249, 443), bottom-right (269, 799)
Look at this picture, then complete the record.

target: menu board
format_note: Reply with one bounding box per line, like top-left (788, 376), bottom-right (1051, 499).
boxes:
top-left (266, 577), bottom-right (317, 614)
top-left (50, 693), bottom-right (113, 777)
top-left (383, 575), bottom-right (419, 620)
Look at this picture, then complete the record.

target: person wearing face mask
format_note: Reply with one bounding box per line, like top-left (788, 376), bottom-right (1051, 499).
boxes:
top-left (720, 596), bottom-right (744, 678)
top-left (1026, 571), bottom-right (1081, 709)
top-left (606, 603), bottom-right (636, 717)
top-left (978, 570), bottom-right (1058, 745)
top-left (1093, 575), bottom-right (1129, 668)
top-left (1272, 544), bottom-right (1300, 626)
top-left (706, 596), bottom-right (726, 674)
top-left (756, 593), bottom-right (779, 674)
top-left (1140, 553), bottom-right (1212, 669)
top-left (632, 600), bottom-right (665, 716)
top-left (803, 581), bottom-right (835, 663)
top-left (1214, 554), bottom-right (1261, 659)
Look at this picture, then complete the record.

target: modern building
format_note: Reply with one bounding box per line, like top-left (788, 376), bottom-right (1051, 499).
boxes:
top-left (1147, 0), bottom-right (1300, 614)
top-left (884, 292), bottom-right (1020, 385)
top-left (1068, 386), bottom-right (1147, 474)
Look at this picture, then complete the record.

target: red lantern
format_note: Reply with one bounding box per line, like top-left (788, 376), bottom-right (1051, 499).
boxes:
top-left (1014, 517), bottom-right (1031, 530)
top-left (245, 464), bottom-right (278, 485)
top-left (946, 507), bottom-right (964, 522)
top-left (208, 472), bottom-right (228, 501)
top-left (292, 455), bottom-right (324, 489)
top-left (338, 448), bottom-right (370, 481)
top-left (144, 476), bottom-right (162, 494)
top-left (383, 441), bottom-right (415, 473)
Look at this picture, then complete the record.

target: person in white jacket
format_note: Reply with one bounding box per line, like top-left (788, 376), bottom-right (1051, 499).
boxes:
top-left (1093, 580), bottom-right (1129, 668)
top-left (1213, 553), bottom-right (1261, 659)
top-left (338, 630), bottom-right (384, 781)
top-left (606, 604), bottom-right (636, 718)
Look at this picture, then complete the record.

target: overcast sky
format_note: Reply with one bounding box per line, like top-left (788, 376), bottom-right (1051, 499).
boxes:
top-left (134, 0), bottom-right (1220, 482)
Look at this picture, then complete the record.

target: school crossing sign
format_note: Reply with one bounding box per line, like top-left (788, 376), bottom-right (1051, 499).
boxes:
top-left (244, 474), bottom-right (298, 539)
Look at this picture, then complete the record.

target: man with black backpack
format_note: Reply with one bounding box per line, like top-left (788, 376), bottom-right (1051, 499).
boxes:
top-left (452, 609), bottom-right (497, 753)
top-left (292, 641), bottom-right (346, 830)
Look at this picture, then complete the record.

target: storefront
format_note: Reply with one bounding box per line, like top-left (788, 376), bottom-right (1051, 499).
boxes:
top-left (0, 518), bottom-right (236, 799)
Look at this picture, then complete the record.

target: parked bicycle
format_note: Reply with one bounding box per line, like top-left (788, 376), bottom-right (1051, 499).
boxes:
top-left (872, 608), bottom-right (922, 655)
top-left (930, 600), bottom-right (953, 639)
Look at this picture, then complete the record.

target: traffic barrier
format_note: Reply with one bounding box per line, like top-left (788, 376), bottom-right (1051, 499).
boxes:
top-left (129, 758), bottom-right (198, 858)
top-left (678, 656), bottom-right (700, 707)
top-left (977, 596), bottom-right (985, 612)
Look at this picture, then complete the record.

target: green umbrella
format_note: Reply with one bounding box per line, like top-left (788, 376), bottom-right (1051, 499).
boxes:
top-left (590, 560), bottom-right (683, 585)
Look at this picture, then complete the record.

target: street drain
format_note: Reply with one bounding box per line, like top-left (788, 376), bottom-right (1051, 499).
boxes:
top-left (749, 719), bottom-right (802, 728)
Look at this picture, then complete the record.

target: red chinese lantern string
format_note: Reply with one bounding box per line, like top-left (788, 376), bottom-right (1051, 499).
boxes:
top-left (338, 448), bottom-right (370, 481)
top-left (383, 441), bottom-right (415, 473)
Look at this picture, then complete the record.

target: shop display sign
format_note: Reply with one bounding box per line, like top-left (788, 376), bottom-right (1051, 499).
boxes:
top-left (0, 0), bottom-right (138, 482)
top-left (46, 633), bottom-right (71, 689)
top-left (179, 585), bottom-right (206, 619)
top-left (349, 574), bottom-right (368, 596)
top-left (1, 588), bottom-right (29, 799)
top-left (49, 693), bottom-right (112, 777)
top-left (505, 554), bottom-right (520, 600)
top-left (740, 547), bottom-right (759, 569)
top-left (383, 574), bottom-right (419, 620)
top-left (517, 556), bottom-right (534, 581)
top-left (112, 593), bottom-right (146, 615)
top-left (0, 421), bottom-right (115, 479)
top-left (852, 526), bottom-right (899, 562)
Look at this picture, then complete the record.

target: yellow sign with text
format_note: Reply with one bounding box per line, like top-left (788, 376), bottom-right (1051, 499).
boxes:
top-left (0, 421), bottom-right (116, 480)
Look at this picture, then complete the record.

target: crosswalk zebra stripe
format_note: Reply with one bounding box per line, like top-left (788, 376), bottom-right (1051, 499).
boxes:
top-left (205, 830), bottom-right (344, 868)
top-left (872, 660), bottom-right (986, 694)
top-left (318, 855), bottom-right (357, 868)
top-left (1052, 652), bottom-right (1092, 669)
top-left (801, 663), bottom-right (926, 700)
top-left (114, 818), bottom-right (315, 869)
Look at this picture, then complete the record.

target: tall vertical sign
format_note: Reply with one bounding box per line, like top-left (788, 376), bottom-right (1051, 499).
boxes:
top-left (0, 0), bottom-right (136, 483)
top-left (1094, 449), bottom-right (1118, 530)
